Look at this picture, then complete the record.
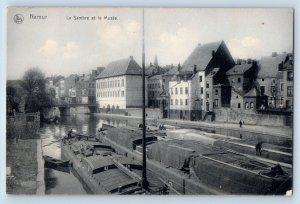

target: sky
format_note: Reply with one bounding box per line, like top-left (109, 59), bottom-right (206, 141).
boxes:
top-left (7, 8), bottom-right (293, 80)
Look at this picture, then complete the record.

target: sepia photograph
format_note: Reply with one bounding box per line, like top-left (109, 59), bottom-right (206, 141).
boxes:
top-left (6, 7), bottom-right (293, 195)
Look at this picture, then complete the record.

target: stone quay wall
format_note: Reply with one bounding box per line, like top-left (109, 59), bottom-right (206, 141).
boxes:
top-left (214, 108), bottom-right (291, 127)
top-left (6, 112), bottom-right (40, 139)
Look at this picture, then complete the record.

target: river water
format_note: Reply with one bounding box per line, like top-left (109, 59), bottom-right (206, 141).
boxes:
top-left (40, 114), bottom-right (132, 194)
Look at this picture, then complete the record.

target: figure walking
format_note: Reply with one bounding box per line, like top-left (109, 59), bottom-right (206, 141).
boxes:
top-left (239, 119), bottom-right (243, 128)
top-left (67, 129), bottom-right (73, 139)
top-left (255, 142), bottom-right (263, 156)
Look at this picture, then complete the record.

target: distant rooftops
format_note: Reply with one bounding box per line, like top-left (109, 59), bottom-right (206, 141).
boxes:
top-left (258, 52), bottom-right (290, 79)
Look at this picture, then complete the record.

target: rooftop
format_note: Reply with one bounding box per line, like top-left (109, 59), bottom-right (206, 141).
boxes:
top-left (226, 63), bottom-right (253, 75)
top-left (181, 41), bottom-right (223, 72)
top-left (97, 56), bottom-right (142, 79)
top-left (258, 53), bottom-right (288, 78)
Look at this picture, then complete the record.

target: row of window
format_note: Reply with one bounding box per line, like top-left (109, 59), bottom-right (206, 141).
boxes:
top-left (148, 91), bottom-right (160, 98)
top-left (96, 79), bottom-right (125, 89)
top-left (171, 99), bottom-right (189, 106)
top-left (171, 87), bottom-right (189, 95)
top-left (148, 83), bottom-right (161, 89)
top-left (96, 90), bottom-right (125, 98)
top-left (260, 85), bottom-right (293, 97)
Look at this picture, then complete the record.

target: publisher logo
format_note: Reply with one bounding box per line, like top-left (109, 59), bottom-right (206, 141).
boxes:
top-left (14, 14), bottom-right (24, 24)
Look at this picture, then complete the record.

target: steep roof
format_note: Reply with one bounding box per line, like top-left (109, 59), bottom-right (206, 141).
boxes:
top-left (232, 88), bottom-right (245, 97)
top-left (97, 56), bottom-right (142, 79)
top-left (244, 88), bottom-right (258, 97)
top-left (180, 41), bottom-right (223, 72)
top-left (258, 53), bottom-right (288, 78)
top-left (226, 63), bottom-right (253, 75)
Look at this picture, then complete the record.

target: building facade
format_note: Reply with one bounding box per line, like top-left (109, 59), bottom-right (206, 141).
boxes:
top-left (96, 56), bottom-right (147, 112)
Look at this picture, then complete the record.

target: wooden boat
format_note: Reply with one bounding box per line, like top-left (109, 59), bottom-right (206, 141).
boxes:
top-left (99, 125), bottom-right (292, 195)
top-left (61, 136), bottom-right (168, 194)
top-left (43, 155), bottom-right (69, 169)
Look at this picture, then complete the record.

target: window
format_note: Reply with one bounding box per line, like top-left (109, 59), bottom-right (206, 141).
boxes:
top-left (171, 88), bottom-right (173, 95)
top-left (185, 87), bottom-right (188, 94)
top-left (245, 102), bottom-right (249, 109)
top-left (206, 93), bottom-right (209, 98)
top-left (238, 78), bottom-right (241, 83)
top-left (250, 102), bottom-right (254, 108)
top-left (199, 76), bottom-right (203, 82)
top-left (262, 78), bottom-right (265, 81)
top-left (206, 82), bottom-right (209, 88)
top-left (287, 71), bottom-right (293, 81)
top-left (121, 91), bottom-right (124, 97)
top-left (260, 86), bottom-right (265, 95)
top-left (215, 89), bottom-right (219, 95)
top-left (281, 83), bottom-right (284, 91)
top-left (175, 88), bottom-right (178, 94)
top-left (200, 87), bottom-right (203, 94)
top-left (271, 86), bottom-right (275, 94)
top-left (287, 86), bottom-right (293, 97)
top-left (238, 103), bottom-right (241, 108)
top-left (214, 99), bottom-right (219, 107)
top-left (175, 99), bottom-right (178, 105)
top-left (231, 78), bottom-right (235, 83)
top-left (180, 88), bottom-right (183, 94)
top-left (185, 99), bottom-right (188, 105)
top-left (180, 99), bottom-right (183, 105)
top-left (122, 79), bottom-right (124, 87)
top-left (171, 99), bottom-right (173, 105)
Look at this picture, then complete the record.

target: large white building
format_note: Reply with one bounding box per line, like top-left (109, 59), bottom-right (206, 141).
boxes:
top-left (96, 56), bottom-right (147, 111)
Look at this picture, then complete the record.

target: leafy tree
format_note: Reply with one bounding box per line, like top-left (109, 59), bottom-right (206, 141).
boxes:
top-left (6, 86), bottom-right (22, 115)
top-left (21, 68), bottom-right (53, 113)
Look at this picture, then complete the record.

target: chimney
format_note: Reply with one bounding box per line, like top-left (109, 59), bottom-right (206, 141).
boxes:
top-left (198, 43), bottom-right (201, 46)
top-left (129, 56), bottom-right (133, 60)
top-left (150, 62), bottom-right (153, 66)
top-left (237, 59), bottom-right (242, 65)
top-left (194, 65), bottom-right (197, 73)
top-left (272, 52), bottom-right (277, 57)
top-left (212, 50), bottom-right (216, 57)
top-left (247, 58), bottom-right (252, 64)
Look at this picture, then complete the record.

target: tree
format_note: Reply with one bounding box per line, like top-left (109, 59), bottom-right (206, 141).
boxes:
top-left (21, 68), bottom-right (53, 113)
top-left (6, 86), bottom-right (22, 115)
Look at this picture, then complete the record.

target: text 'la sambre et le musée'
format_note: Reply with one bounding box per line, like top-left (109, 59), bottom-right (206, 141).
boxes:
top-left (67, 15), bottom-right (118, 20)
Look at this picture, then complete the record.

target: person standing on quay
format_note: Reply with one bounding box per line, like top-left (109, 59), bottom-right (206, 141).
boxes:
top-left (239, 119), bottom-right (243, 128)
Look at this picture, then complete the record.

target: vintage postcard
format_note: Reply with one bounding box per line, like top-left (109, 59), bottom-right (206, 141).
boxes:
top-left (6, 7), bottom-right (293, 195)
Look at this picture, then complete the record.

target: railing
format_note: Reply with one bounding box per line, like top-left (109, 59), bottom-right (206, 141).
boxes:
top-left (53, 101), bottom-right (96, 107)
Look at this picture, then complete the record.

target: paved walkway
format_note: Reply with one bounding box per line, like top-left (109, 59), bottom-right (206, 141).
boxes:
top-left (95, 113), bottom-right (292, 138)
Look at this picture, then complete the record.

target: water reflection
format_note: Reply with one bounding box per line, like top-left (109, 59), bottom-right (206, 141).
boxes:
top-left (39, 114), bottom-right (133, 194)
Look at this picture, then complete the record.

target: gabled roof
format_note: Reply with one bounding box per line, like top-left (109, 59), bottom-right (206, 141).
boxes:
top-left (244, 88), bottom-right (258, 97)
top-left (226, 63), bottom-right (253, 75)
top-left (163, 66), bottom-right (179, 76)
top-left (180, 41), bottom-right (223, 72)
top-left (148, 74), bottom-right (162, 80)
top-left (258, 53), bottom-right (288, 78)
top-left (97, 56), bottom-right (142, 79)
top-left (232, 88), bottom-right (245, 97)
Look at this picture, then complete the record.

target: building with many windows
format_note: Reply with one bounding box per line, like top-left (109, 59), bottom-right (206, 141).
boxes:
top-left (168, 41), bottom-right (235, 120)
top-left (147, 74), bottom-right (163, 108)
top-left (95, 56), bottom-right (146, 112)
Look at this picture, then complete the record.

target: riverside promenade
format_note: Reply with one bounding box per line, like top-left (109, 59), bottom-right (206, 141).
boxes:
top-left (95, 113), bottom-right (292, 138)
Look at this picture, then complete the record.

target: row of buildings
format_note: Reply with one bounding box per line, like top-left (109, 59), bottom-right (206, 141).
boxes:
top-left (48, 40), bottom-right (293, 122)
